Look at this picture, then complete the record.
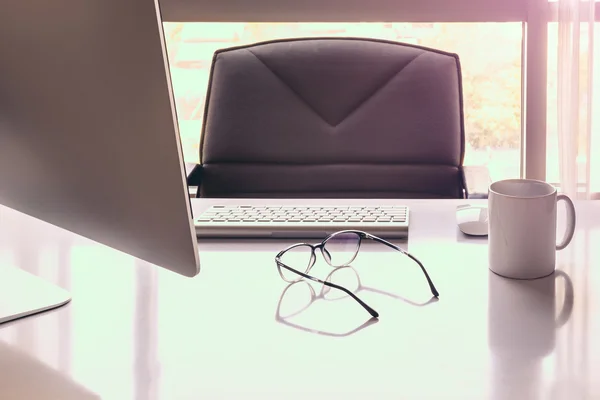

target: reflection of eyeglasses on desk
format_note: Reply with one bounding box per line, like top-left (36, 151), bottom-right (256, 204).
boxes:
top-left (275, 265), bottom-right (438, 337)
top-left (275, 230), bottom-right (440, 318)
top-left (275, 278), bottom-right (379, 337)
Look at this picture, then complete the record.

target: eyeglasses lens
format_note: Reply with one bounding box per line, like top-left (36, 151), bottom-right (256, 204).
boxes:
top-left (322, 232), bottom-right (361, 267)
top-left (278, 244), bottom-right (314, 282)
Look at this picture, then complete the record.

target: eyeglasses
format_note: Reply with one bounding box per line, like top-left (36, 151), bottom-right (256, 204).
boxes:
top-left (275, 230), bottom-right (439, 318)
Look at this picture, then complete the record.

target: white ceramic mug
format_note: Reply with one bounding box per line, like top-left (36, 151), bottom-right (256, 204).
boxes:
top-left (488, 179), bottom-right (576, 279)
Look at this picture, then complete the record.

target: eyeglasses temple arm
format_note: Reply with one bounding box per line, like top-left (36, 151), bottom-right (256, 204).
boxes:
top-left (365, 235), bottom-right (440, 298)
top-left (325, 280), bottom-right (379, 318)
top-left (276, 260), bottom-right (379, 318)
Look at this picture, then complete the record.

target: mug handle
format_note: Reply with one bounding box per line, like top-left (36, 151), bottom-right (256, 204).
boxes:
top-left (554, 270), bottom-right (574, 328)
top-left (556, 194), bottom-right (576, 250)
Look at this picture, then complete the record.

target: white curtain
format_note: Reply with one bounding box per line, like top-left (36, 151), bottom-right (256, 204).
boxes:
top-left (557, 0), bottom-right (596, 199)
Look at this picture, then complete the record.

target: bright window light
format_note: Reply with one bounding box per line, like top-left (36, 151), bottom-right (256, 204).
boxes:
top-left (547, 22), bottom-right (600, 193)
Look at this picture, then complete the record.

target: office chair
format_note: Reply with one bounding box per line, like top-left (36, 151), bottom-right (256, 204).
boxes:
top-left (188, 37), bottom-right (479, 199)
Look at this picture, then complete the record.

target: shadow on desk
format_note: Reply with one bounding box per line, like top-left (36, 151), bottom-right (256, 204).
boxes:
top-left (197, 237), bottom-right (410, 254)
top-left (456, 228), bottom-right (488, 244)
top-left (0, 341), bottom-right (100, 399)
top-left (275, 265), bottom-right (437, 337)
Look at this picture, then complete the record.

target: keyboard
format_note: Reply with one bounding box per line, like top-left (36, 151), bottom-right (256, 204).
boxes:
top-left (194, 205), bottom-right (409, 238)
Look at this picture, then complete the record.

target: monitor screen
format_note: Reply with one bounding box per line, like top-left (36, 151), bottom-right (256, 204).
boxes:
top-left (0, 0), bottom-right (200, 277)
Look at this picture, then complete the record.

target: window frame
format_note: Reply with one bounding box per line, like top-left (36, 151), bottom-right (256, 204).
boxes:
top-left (160, 0), bottom-right (528, 23)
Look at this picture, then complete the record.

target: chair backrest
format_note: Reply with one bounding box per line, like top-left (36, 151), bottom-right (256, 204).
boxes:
top-left (198, 37), bottom-right (467, 198)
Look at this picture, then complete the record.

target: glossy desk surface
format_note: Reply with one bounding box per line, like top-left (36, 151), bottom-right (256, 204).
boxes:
top-left (0, 198), bottom-right (599, 400)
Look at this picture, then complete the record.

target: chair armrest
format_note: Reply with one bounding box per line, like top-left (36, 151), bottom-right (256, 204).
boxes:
top-left (185, 163), bottom-right (202, 186)
top-left (463, 165), bottom-right (491, 199)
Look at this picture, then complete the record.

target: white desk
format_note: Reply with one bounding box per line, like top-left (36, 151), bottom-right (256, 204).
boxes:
top-left (0, 198), bottom-right (598, 399)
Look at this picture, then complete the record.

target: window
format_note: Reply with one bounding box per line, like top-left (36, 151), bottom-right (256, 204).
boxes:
top-left (163, 22), bottom-right (522, 182)
top-left (160, 0), bottom-right (600, 196)
top-left (546, 20), bottom-right (600, 194)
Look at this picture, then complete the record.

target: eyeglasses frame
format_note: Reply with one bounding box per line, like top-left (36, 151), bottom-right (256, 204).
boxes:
top-left (274, 230), bottom-right (440, 318)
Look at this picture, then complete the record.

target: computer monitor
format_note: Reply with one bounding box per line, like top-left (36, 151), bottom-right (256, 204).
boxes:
top-left (0, 0), bottom-right (200, 322)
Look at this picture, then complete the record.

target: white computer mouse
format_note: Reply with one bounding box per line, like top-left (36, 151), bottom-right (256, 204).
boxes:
top-left (456, 205), bottom-right (489, 236)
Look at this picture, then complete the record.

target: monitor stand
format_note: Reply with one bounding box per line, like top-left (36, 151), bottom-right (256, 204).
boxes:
top-left (0, 265), bottom-right (71, 324)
